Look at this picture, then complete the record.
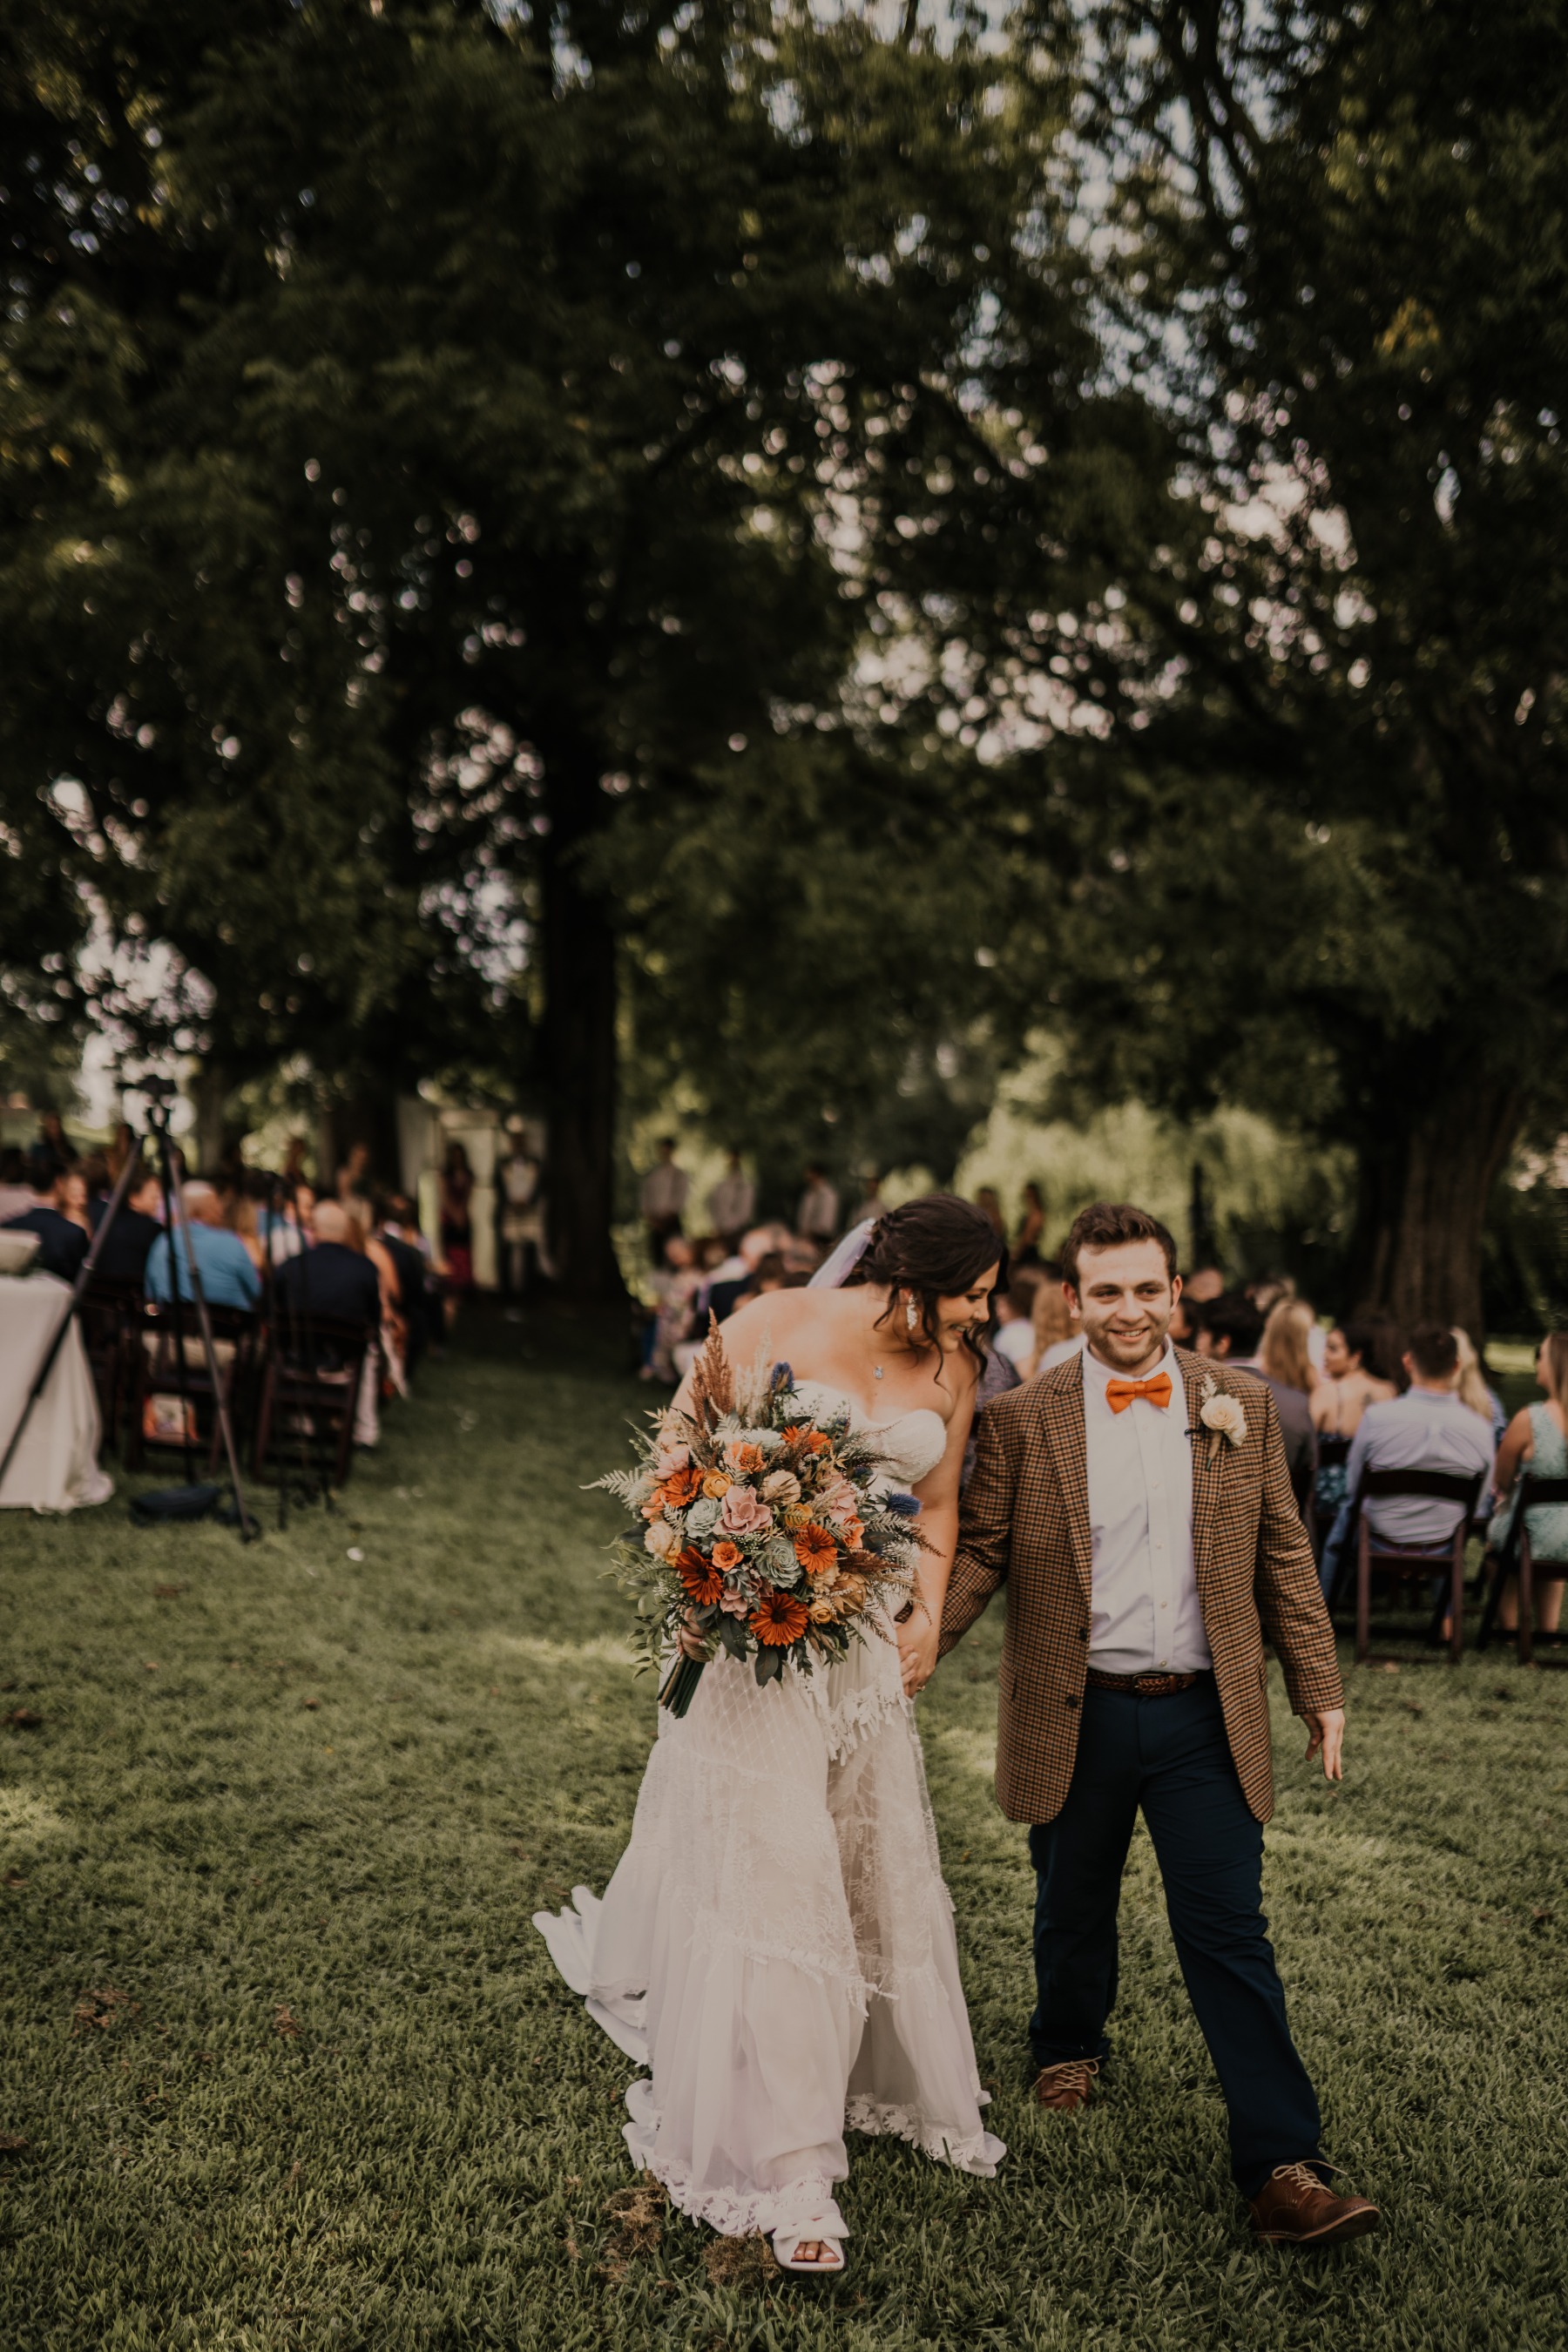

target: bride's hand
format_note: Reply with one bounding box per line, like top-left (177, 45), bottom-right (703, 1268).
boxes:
top-left (897, 1612), bottom-right (940, 1697)
top-left (677, 1609), bottom-right (711, 1662)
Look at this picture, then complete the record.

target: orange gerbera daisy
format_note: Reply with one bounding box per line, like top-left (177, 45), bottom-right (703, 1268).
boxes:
top-left (752, 1589), bottom-right (810, 1646)
top-left (659, 1464), bottom-right (702, 1508)
top-left (724, 1440), bottom-right (765, 1477)
top-left (711, 1539), bottom-right (742, 1571)
top-left (793, 1524), bottom-right (839, 1578)
top-left (676, 1547), bottom-right (726, 1605)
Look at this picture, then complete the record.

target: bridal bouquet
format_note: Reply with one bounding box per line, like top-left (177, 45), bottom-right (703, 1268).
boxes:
top-left (597, 1322), bottom-right (924, 1717)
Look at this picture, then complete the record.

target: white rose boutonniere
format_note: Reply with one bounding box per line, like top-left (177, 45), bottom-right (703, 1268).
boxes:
top-left (1198, 1378), bottom-right (1247, 1467)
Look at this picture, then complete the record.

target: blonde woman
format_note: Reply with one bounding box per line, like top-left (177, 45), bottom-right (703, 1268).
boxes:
top-left (1022, 1267), bottom-right (1078, 1376)
top-left (1453, 1328), bottom-right (1508, 1448)
top-left (1260, 1298), bottom-right (1317, 1398)
top-left (1309, 1319), bottom-right (1396, 1517)
top-left (1490, 1333), bottom-right (1568, 1635)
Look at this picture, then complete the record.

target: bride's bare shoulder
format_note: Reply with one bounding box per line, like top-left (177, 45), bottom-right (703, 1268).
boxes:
top-left (720, 1286), bottom-right (836, 1347)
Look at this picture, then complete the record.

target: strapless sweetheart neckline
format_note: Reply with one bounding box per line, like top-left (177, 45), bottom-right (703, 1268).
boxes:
top-left (789, 1379), bottom-right (947, 1488)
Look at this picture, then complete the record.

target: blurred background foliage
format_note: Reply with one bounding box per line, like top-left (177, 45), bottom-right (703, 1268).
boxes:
top-left (2, 0), bottom-right (1565, 1326)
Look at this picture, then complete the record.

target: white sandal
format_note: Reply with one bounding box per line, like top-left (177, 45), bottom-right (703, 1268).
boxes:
top-left (771, 2213), bottom-right (847, 2274)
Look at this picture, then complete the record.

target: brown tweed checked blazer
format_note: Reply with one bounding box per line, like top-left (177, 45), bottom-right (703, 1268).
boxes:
top-left (939, 1348), bottom-right (1343, 1825)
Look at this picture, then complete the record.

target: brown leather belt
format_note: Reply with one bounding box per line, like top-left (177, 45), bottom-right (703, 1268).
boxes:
top-left (1085, 1668), bottom-right (1209, 1698)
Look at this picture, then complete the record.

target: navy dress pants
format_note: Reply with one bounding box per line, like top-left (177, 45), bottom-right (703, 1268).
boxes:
top-left (1027, 1677), bottom-right (1321, 2197)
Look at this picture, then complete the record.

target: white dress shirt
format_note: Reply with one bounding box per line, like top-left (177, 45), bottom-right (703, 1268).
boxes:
top-left (1083, 1342), bottom-right (1211, 1675)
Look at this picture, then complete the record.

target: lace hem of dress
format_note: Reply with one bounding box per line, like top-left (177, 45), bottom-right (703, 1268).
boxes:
top-left (629, 2138), bottom-right (846, 2240)
top-left (843, 2092), bottom-right (1003, 2177)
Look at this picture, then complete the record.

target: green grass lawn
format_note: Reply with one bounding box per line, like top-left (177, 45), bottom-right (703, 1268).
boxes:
top-left (3, 1315), bottom-right (1567, 2351)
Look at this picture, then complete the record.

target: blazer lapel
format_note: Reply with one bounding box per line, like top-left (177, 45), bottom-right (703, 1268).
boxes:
top-left (1180, 1351), bottom-right (1221, 1596)
top-left (1041, 1354), bottom-right (1093, 1605)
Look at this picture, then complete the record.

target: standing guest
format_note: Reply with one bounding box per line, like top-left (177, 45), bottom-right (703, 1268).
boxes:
top-left (2, 1157), bottom-right (90, 1281)
top-left (499, 1132), bottom-right (549, 1296)
top-left (975, 1185), bottom-right (1006, 1240)
top-left (849, 1168), bottom-right (887, 1229)
top-left (0, 1146), bottom-right (34, 1225)
top-left (1014, 1181), bottom-right (1047, 1265)
top-left (105, 1121), bottom-right (136, 1186)
top-left (37, 1110), bottom-right (78, 1166)
top-left (639, 1137), bottom-right (689, 1259)
top-left (1489, 1333), bottom-right (1568, 1639)
top-left (145, 1182), bottom-right (261, 1310)
top-left (795, 1162), bottom-right (840, 1247)
top-left (1022, 1267), bottom-right (1079, 1377)
top-left (439, 1141), bottom-right (476, 1294)
top-left (1200, 1294), bottom-right (1315, 1504)
top-left (706, 1151), bottom-right (755, 1254)
top-left (993, 1270), bottom-right (1044, 1368)
top-left (91, 1167), bottom-right (166, 1287)
top-left (1318, 1325), bottom-right (1495, 1601)
top-left (1309, 1321), bottom-right (1396, 1520)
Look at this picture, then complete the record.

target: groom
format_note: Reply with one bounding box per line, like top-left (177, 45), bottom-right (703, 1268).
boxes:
top-left (940, 1201), bottom-right (1380, 2246)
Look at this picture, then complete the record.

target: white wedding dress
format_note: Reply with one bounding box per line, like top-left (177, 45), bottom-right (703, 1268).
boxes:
top-left (535, 1382), bottom-right (1004, 2244)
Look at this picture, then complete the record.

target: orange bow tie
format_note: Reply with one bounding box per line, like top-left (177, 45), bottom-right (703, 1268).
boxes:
top-left (1105, 1372), bottom-right (1173, 1415)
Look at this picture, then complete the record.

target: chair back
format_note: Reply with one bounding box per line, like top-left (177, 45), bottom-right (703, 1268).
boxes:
top-left (271, 1310), bottom-right (375, 1374)
top-left (1518, 1475), bottom-right (1568, 1510)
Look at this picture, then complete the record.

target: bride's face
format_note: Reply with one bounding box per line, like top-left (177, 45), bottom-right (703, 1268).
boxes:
top-left (919, 1264), bottom-right (999, 1350)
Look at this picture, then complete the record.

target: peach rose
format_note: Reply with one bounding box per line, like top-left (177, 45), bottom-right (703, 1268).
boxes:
top-left (712, 1539), bottom-right (742, 1571)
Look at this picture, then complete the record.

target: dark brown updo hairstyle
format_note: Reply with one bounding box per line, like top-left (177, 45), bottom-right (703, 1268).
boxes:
top-left (844, 1193), bottom-right (1006, 1374)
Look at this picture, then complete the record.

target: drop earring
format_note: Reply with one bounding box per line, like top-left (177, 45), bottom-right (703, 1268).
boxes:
top-left (905, 1298), bottom-right (918, 1332)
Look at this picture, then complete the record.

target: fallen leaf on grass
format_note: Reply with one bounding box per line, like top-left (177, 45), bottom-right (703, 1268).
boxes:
top-left (598, 2184), bottom-right (666, 2282)
top-left (1403, 1700), bottom-right (1424, 1717)
top-left (152, 1585), bottom-right (186, 1600)
top-left (3, 1871), bottom-right (27, 1889)
top-left (301, 1699), bottom-right (321, 1711)
top-left (73, 1988), bottom-right (139, 2034)
top-left (273, 2005), bottom-right (302, 2038)
top-left (0, 2133), bottom-right (28, 2154)
top-left (1532, 1909), bottom-right (1553, 1927)
top-left (702, 2234), bottom-right (778, 2287)
top-left (4, 1708), bottom-right (43, 1731)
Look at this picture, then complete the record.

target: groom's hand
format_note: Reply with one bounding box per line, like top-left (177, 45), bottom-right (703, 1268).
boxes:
top-left (1303, 1707), bottom-right (1345, 1781)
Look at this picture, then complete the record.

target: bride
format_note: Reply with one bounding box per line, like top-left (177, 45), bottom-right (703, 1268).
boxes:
top-left (536, 1196), bottom-right (1006, 2274)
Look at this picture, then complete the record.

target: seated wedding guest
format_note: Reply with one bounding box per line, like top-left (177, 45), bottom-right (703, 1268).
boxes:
top-left (705, 1227), bottom-right (777, 1326)
top-left (274, 1200), bottom-right (383, 1445)
top-left (106, 1121), bottom-right (136, 1186)
top-left (80, 1152), bottom-right (112, 1216)
top-left (1318, 1324), bottom-right (1495, 1600)
top-left (963, 1327), bottom-right (1021, 1484)
top-left (57, 1166), bottom-right (93, 1240)
top-left (1489, 1332), bottom-right (1568, 1639)
top-left (1184, 1263), bottom-right (1224, 1305)
top-left (1454, 1328), bottom-right (1508, 1449)
top-left (796, 1162), bottom-right (840, 1247)
top-left (706, 1150), bottom-right (756, 1254)
top-left (3, 1155), bottom-right (91, 1281)
top-left (145, 1182), bottom-right (261, 1311)
top-left (1022, 1264), bottom-right (1078, 1376)
top-left (975, 1184), bottom-right (1006, 1240)
top-left (1200, 1292), bottom-right (1315, 1500)
top-left (993, 1268), bottom-right (1044, 1368)
top-left (219, 1178), bottom-right (266, 1273)
top-left (734, 1250), bottom-right (787, 1308)
top-left (644, 1233), bottom-right (700, 1383)
top-left (91, 1167), bottom-right (166, 1286)
top-left (1014, 1179), bottom-right (1046, 1264)
top-left (377, 1197), bottom-right (434, 1378)
top-left (1309, 1320), bottom-right (1396, 1519)
top-left (1260, 1297), bottom-right (1318, 1399)
top-left (260, 1179), bottom-right (312, 1267)
top-left (274, 1199), bottom-right (380, 1325)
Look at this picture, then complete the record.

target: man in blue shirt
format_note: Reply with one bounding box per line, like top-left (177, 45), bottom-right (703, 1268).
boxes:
top-left (1320, 1323), bottom-right (1494, 1598)
top-left (145, 1182), bottom-right (260, 1312)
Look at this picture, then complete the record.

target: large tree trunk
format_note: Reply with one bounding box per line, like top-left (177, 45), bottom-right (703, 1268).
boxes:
top-left (1347, 1064), bottom-right (1521, 1335)
top-left (538, 750), bottom-right (627, 1306)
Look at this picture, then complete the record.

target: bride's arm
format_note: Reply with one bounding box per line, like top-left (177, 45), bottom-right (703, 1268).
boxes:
top-left (896, 1365), bottom-right (979, 1698)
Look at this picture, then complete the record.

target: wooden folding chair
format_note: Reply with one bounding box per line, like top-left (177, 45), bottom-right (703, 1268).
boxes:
top-left (78, 1275), bottom-right (145, 1456)
top-left (126, 1300), bottom-right (260, 1471)
top-left (252, 1312), bottom-right (375, 1492)
top-left (1477, 1475), bottom-right (1568, 1665)
top-left (1342, 1466), bottom-right (1485, 1665)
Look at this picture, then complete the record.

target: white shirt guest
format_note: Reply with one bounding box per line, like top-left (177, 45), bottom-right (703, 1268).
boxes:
top-left (1083, 1338), bottom-right (1211, 1677)
top-left (639, 1144), bottom-right (688, 1227)
top-left (1320, 1324), bottom-right (1495, 1594)
top-left (706, 1156), bottom-right (755, 1240)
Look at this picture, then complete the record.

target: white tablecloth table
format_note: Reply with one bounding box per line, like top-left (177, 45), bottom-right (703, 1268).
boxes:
top-left (0, 1273), bottom-right (115, 1512)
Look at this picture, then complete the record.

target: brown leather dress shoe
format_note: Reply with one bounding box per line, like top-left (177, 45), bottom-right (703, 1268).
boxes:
top-left (1032, 2058), bottom-right (1099, 2111)
top-left (1248, 2163), bottom-right (1381, 2247)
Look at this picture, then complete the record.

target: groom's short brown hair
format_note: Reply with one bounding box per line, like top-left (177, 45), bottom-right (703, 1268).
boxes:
top-left (1062, 1201), bottom-right (1179, 1292)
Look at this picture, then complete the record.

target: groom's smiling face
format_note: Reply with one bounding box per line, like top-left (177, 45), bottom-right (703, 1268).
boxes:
top-left (1070, 1240), bottom-right (1181, 1376)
